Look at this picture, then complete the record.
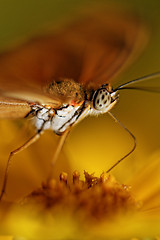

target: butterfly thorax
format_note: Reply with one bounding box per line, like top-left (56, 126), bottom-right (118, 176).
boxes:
top-left (45, 79), bottom-right (86, 104)
top-left (28, 79), bottom-right (118, 135)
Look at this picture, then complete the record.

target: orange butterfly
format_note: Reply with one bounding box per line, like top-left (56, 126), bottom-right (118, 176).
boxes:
top-left (0, 8), bottom-right (159, 200)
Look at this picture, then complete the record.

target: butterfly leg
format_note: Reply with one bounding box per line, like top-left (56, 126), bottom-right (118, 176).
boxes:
top-left (0, 132), bottom-right (40, 201)
top-left (48, 129), bottom-right (70, 180)
top-left (52, 129), bottom-right (70, 165)
top-left (106, 111), bottom-right (136, 173)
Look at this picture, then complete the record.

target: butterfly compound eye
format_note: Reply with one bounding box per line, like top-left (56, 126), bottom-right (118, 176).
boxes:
top-left (93, 88), bottom-right (111, 111)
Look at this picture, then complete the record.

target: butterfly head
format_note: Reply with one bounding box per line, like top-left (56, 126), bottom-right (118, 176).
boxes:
top-left (92, 84), bottom-right (119, 113)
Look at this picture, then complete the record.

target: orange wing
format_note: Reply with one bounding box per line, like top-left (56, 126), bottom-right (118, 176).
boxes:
top-left (0, 7), bottom-right (147, 113)
top-left (0, 96), bottom-right (31, 119)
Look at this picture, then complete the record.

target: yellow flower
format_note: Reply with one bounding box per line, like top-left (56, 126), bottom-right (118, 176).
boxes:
top-left (0, 150), bottom-right (160, 239)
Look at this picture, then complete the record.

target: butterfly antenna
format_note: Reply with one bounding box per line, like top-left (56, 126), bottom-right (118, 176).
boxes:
top-left (114, 71), bottom-right (160, 91)
top-left (106, 111), bottom-right (136, 173)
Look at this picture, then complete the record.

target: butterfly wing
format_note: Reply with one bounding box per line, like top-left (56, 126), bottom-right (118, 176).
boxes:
top-left (0, 39), bottom-right (63, 118)
top-left (0, 96), bottom-right (31, 118)
top-left (0, 7), bottom-right (147, 115)
top-left (75, 11), bottom-right (148, 88)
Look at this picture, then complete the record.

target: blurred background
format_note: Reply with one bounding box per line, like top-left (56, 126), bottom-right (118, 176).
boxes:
top-left (0, 0), bottom-right (160, 201)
